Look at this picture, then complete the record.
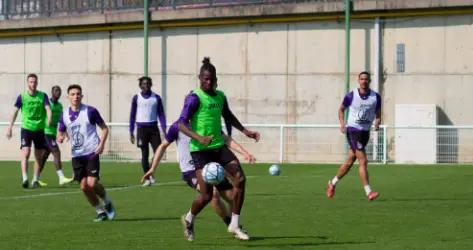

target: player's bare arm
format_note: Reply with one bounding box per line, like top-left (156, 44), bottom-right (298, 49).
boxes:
top-left (142, 140), bottom-right (171, 182)
top-left (5, 107), bottom-right (19, 139)
top-left (95, 122), bottom-right (109, 155)
top-left (338, 104), bottom-right (347, 134)
top-left (223, 135), bottom-right (256, 163)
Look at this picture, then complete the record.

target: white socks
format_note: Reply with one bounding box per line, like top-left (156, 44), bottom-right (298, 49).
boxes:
top-left (102, 194), bottom-right (112, 206)
top-left (56, 169), bottom-right (65, 179)
top-left (364, 185), bottom-right (372, 195)
top-left (95, 204), bottom-right (105, 214)
top-left (32, 173), bottom-right (39, 183)
top-left (22, 172), bottom-right (28, 182)
top-left (185, 211), bottom-right (195, 224)
top-left (229, 213), bottom-right (240, 229)
top-left (331, 176), bottom-right (339, 186)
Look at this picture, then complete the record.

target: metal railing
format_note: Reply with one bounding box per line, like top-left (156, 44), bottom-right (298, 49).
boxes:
top-left (0, 0), bottom-right (339, 20)
top-left (1, 122), bottom-right (472, 164)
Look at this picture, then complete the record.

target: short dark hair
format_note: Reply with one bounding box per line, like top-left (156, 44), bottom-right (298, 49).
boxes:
top-left (51, 85), bottom-right (61, 92)
top-left (359, 71), bottom-right (371, 79)
top-left (200, 57), bottom-right (216, 79)
top-left (138, 76), bottom-right (152, 86)
top-left (67, 84), bottom-right (82, 94)
top-left (27, 73), bottom-right (38, 80)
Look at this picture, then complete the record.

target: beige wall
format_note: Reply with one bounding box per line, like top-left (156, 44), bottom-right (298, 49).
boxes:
top-left (1, 15), bottom-right (472, 163)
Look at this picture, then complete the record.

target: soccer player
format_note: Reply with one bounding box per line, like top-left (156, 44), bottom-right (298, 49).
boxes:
top-left (129, 76), bottom-right (167, 187)
top-left (5, 73), bottom-right (52, 189)
top-left (326, 71), bottom-right (381, 201)
top-left (57, 84), bottom-right (115, 222)
top-left (141, 120), bottom-right (256, 241)
top-left (178, 57), bottom-right (260, 241)
top-left (39, 85), bottom-right (74, 186)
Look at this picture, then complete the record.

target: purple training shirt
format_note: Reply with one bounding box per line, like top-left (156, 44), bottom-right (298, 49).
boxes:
top-left (129, 91), bottom-right (167, 134)
top-left (58, 105), bottom-right (104, 133)
top-left (165, 121), bottom-right (180, 143)
top-left (342, 89), bottom-right (381, 110)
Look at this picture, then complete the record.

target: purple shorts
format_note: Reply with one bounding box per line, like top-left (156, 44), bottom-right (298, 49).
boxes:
top-left (346, 127), bottom-right (370, 151)
top-left (44, 134), bottom-right (59, 151)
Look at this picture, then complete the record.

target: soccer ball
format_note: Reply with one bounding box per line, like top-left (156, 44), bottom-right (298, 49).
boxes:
top-left (202, 162), bottom-right (225, 185)
top-left (269, 164), bottom-right (281, 176)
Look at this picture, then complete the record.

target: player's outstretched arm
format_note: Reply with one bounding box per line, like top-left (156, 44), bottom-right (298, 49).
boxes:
top-left (142, 140), bottom-right (171, 183)
top-left (222, 97), bottom-right (260, 142)
top-left (223, 134), bottom-right (256, 163)
top-left (95, 122), bottom-right (109, 155)
top-left (5, 107), bottom-right (19, 139)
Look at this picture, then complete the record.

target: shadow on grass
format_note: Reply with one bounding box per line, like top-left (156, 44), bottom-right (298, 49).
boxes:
top-left (379, 198), bottom-right (473, 202)
top-left (113, 217), bottom-right (180, 222)
top-left (248, 193), bottom-right (295, 197)
top-left (245, 241), bottom-right (375, 248)
top-left (197, 235), bottom-right (374, 248)
top-left (250, 236), bottom-right (329, 241)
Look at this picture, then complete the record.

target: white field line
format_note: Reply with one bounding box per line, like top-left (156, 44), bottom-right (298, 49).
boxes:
top-left (0, 181), bottom-right (183, 201)
top-left (0, 175), bottom-right (265, 201)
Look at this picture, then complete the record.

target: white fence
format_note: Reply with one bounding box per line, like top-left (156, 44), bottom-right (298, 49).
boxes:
top-left (1, 122), bottom-right (473, 164)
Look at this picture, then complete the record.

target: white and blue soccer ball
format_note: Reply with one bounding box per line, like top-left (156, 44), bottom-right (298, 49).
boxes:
top-left (202, 162), bottom-right (225, 185)
top-left (269, 164), bottom-right (281, 176)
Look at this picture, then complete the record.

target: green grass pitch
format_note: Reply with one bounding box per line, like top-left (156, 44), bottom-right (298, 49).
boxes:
top-left (0, 161), bottom-right (472, 249)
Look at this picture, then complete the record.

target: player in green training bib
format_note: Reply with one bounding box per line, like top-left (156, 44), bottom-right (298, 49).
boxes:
top-left (5, 74), bottom-right (52, 189)
top-left (39, 86), bottom-right (74, 186)
top-left (177, 57), bottom-right (260, 241)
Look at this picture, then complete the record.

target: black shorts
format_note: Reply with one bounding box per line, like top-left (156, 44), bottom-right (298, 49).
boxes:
top-left (72, 154), bottom-right (100, 181)
top-left (190, 146), bottom-right (238, 170)
top-left (136, 126), bottom-right (161, 150)
top-left (182, 170), bottom-right (233, 191)
top-left (346, 128), bottom-right (370, 151)
top-left (44, 134), bottom-right (59, 151)
top-left (20, 128), bottom-right (46, 149)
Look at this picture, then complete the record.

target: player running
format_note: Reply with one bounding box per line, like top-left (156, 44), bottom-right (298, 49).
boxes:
top-left (326, 71), bottom-right (381, 201)
top-left (57, 84), bottom-right (115, 222)
top-left (5, 73), bottom-right (52, 188)
top-left (39, 85), bottom-right (74, 186)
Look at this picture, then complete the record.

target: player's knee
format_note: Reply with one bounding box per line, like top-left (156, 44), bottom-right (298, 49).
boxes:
top-left (80, 182), bottom-right (89, 192)
top-left (200, 192), bottom-right (213, 204)
top-left (86, 179), bottom-right (96, 189)
top-left (234, 172), bottom-right (246, 186)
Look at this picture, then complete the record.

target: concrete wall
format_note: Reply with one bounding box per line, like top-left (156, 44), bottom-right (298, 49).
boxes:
top-left (1, 14), bottom-right (473, 163)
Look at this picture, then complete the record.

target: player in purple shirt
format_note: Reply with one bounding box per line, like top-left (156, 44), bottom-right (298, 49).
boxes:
top-left (57, 84), bottom-right (115, 222)
top-left (326, 72), bottom-right (382, 201)
top-left (129, 76), bottom-right (167, 186)
top-left (141, 121), bottom-right (256, 230)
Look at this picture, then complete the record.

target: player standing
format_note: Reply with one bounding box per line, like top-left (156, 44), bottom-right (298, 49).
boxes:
top-left (142, 120), bottom-right (256, 241)
top-left (129, 76), bottom-right (167, 186)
